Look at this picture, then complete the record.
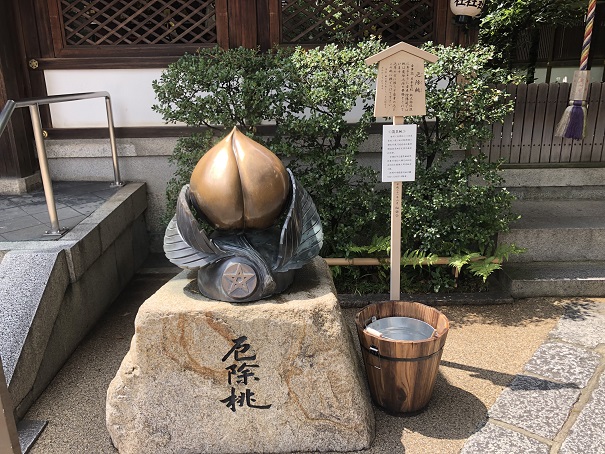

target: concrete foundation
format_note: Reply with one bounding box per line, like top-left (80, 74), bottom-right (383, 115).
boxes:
top-left (0, 172), bottom-right (42, 195)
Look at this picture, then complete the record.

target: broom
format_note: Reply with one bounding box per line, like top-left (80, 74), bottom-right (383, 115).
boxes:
top-left (555, 0), bottom-right (596, 139)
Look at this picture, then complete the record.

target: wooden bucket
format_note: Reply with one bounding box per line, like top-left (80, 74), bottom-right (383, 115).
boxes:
top-left (355, 301), bottom-right (449, 414)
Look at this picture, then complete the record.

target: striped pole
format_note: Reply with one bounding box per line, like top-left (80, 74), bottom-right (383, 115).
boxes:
top-left (555, 0), bottom-right (596, 139)
top-left (580, 0), bottom-right (597, 71)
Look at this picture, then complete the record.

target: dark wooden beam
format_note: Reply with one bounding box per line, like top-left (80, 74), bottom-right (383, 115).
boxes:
top-left (216, 0), bottom-right (229, 49)
top-left (17, 0), bottom-right (52, 127)
top-left (228, 0), bottom-right (258, 48)
top-left (257, 0), bottom-right (271, 51)
top-left (268, 0), bottom-right (281, 48)
top-left (434, 0), bottom-right (450, 45)
top-left (0, 0), bottom-right (37, 179)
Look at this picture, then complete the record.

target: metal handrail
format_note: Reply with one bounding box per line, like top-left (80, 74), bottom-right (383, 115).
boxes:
top-left (0, 100), bottom-right (16, 137)
top-left (0, 91), bottom-right (123, 236)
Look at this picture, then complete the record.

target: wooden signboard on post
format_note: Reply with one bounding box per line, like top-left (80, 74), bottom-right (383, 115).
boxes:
top-left (365, 43), bottom-right (438, 301)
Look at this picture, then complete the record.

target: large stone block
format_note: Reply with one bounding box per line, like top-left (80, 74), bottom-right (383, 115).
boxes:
top-left (0, 250), bottom-right (70, 411)
top-left (106, 257), bottom-right (374, 454)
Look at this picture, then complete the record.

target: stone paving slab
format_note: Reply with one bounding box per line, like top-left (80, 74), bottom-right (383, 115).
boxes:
top-left (488, 374), bottom-right (581, 439)
top-left (2, 225), bottom-right (53, 242)
top-left (524, 342), bottom-right (601, 387)
top-left (560, 371), bottom-right (605, 454)
top-left (0, 181), bottom-right (119, 242)
top-left (550, 300), bottom-right (605, 348)
top-left (461, 422), bottom-right (550, 454)
top-left (31, 207), bottom-right (81, 224)
top-left (0, 198), bottom-right (17, 209)
top-left (0, 206), bottom-right (29, 222)
top-left (1, 216), bottom-right (44, 234)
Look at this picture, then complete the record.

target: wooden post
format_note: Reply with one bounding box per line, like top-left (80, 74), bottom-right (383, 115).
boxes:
top-left (365, 43), bottom-right (438, 302)
top-left (390, 116), bottom-right (404, 301)
top-left (0, 357), bottom-right (21, 454)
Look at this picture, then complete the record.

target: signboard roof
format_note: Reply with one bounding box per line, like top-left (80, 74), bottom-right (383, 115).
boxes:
top-left (365, 42), bottom-right (438, 66)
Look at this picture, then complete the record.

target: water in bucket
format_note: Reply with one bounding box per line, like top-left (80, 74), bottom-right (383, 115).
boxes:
top-left (366, 316), bottom-right (435, 341)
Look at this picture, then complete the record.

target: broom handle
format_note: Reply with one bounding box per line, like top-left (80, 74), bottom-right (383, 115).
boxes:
top-left (580, 0), bottom-right (597, 71)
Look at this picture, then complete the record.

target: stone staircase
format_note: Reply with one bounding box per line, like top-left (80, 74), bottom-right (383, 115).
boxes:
top-left (497, 169), bottom-right (605, 298)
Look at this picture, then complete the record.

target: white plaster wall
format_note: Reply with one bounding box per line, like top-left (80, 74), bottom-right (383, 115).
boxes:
top-left (44, 68), bottom-right (373, 128)
top-left (44, 69), bottom-right (176, 127)
top-left (43, 66), bottom-right (604, 127)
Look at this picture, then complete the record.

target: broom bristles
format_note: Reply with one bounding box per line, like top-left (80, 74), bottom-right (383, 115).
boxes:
top-left (555, 101), bottom-right (586, 140)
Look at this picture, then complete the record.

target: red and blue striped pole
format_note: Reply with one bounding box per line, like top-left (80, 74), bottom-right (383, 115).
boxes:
top-left (555, 0), bottom-right (596, 139)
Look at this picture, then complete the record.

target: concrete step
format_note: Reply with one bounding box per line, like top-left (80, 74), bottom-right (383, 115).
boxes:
top-left (499, 199), bottom-right (605, 262)
top-left (500, 261), bottom-right (605, 298)
top-left (501, 167), bottom-right (605, 188)
top-left (508, 186), bottom-right (605, 201)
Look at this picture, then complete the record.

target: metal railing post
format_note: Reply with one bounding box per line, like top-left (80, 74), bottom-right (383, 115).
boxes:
top-left (104, 96), bottom-right (123, 187)
top-left (29, 104), bottom-right (65, 236)
top-left (1, 91), bottom-right (125, 237)
top-left (0, 357), bottom-right (21, 454)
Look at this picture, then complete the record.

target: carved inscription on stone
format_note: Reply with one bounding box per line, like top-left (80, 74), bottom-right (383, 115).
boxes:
top-left (220, 336), bottom-right (272, 413)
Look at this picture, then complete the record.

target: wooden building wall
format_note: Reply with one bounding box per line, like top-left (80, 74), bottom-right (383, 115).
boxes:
top-left (0, 0), bottom-right (37, 178)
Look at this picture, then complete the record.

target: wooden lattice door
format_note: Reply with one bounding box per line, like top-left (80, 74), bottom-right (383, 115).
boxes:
top-left (280, 0), bottom-right (436, 46)
top-left (40, 0), bottom-right (449, 67)
top-left (46, 0), bottom-right (224, 59)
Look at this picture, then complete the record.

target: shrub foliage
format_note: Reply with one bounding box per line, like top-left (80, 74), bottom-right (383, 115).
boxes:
top-left (152, 40), bottom-right (521, 293)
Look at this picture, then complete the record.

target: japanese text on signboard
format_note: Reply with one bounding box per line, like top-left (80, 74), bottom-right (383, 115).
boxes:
top-left (382, 125), bottom-right (416, 182)
top-left (376, 61), bottom-right (425, 116)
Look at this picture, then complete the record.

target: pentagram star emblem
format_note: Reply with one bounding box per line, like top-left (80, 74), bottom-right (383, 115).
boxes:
top-left (221, 263), bottom-right (257, 298)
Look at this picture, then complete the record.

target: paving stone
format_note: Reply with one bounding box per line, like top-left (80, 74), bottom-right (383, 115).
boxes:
top-left (560, 372), bottom-right (605, 454)
top-left (7, 196), bottom-right (47, 208)
top-left (19, 202), bottom-right (67, 215)
top-left (461, 422), bottom-right (550, 454)
top-left (488, 374), bottom-right (581, 439)
top-left (31, 207), bottom-right (82, 224)
top-left (0, 217), bottom-right (44, 234)
top-left (1, 225), bottom-right (54, 242)
top-left (551, 301), bottom-right (605, 348)
top-left (71, 201), bottom-right (106, 216)
top-left (53, 181), bottom-right (112, 194)
top-left (0, 182), bottom-right (124, 244)
top-left (0, 198), bottom-right (18, 209)
top-left (54, 194), bottom-right (103, 205)
top-left (0, 206), bottom-right (28, 222)
top-left (524, 342), bottom-right (601, 387)
top-left (92, 187), bottom-right (120, 200)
